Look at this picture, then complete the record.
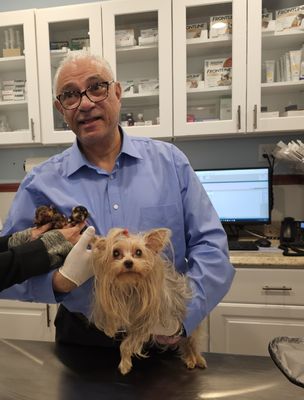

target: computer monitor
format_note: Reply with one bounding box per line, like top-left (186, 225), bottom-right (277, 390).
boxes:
top-left (195, 167), bottom-right (271, 225)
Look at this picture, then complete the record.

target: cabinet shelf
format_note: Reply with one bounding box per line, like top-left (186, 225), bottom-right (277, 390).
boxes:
top-left (262, 30), bottom-right (304, 50)
top-left (122, 92), bottom-right (159, 106)
top-left (116, 44), bottom-right (158, 63)
top-left (261, 81), bottom-right (304, 95)
top-left (187, 86), bottom-right (231, 99)
top-left (0, 100), bottom-right (27, 111)
top-left (187, 37), bottom-right (232, 57)
top-left (0, 56), bottom-right (25, 72)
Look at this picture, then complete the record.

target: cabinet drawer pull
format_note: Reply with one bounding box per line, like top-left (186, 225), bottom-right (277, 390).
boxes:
top-left (237, 105), bottom-right (241, 130)
top-left (30, 118), bottom-right (35, 141)
top-left (253, 104), bottom-right (257, 129)
top-left (262, 285), bottom-right (292, 291)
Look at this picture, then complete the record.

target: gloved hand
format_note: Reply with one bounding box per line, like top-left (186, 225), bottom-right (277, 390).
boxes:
top-left (58, 226), bottom-right (95, 286)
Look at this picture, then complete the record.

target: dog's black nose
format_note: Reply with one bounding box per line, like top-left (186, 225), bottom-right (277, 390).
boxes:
top-left (124, 260), bottom-right (133, 269)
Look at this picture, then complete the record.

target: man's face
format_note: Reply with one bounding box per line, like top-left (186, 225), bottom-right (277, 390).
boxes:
top-left (54, 58), bottom-right (122, 145)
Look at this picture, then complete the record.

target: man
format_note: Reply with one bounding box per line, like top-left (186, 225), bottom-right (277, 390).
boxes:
top-left (1, 51), bottom-right (234, 346)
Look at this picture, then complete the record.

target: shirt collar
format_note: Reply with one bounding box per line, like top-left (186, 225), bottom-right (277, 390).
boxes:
top-left (65, 127), bottom-right (142, 177)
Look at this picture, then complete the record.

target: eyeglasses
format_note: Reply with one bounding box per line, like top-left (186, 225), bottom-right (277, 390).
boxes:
top-left (56, 80), bottom-right (114, 110)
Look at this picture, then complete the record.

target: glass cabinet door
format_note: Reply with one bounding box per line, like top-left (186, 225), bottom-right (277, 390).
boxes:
top-left (102, 0), bottom-right (172, 138)
top-left (0, 10), bottom-right (40, 145)
top-left (36, 3), bottom-right (102, 144)
top-left (173, 0), bottom-right (246, 137)
top-left (247, 0), bottom-right (304, 132)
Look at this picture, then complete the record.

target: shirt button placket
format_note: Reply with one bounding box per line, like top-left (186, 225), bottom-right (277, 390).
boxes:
top-left (108, 173), bottom-right (122, 226)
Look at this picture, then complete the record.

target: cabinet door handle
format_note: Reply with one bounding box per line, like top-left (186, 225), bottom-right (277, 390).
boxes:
top-left (237, 105), bottom-right (241, 130)
top-left (30, 118), bottom-right (35, 141)
top-left (46, 304), bottom-right (51, 327)
top-left (262, 285), bottom-right (292, 291)
top-left (253, 104), bottom-right (257, 129)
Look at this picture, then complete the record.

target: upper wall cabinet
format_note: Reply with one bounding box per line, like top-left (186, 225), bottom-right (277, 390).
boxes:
top-left (35, 3), bottom-right (103, 145)
top-left (0, 10), bottom-right (41, 145)
top-left (247, 0), bottom-right (304, 133)
top-left (102, 0), bottom-right (172, 139)
top-left (173, 0), bottom-right (247, 137)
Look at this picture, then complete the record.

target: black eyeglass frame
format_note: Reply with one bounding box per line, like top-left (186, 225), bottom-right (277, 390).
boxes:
top-left (56, 80), bottom-right (115, 110)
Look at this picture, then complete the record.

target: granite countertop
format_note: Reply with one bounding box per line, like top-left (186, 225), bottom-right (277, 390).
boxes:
top-left (230, 245), bottom-right (304, 268)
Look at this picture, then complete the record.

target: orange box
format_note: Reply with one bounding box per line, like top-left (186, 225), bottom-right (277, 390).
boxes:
top-left (3, 48), bottom-right (21, 57)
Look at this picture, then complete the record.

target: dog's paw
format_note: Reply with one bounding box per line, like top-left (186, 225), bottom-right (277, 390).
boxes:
top-left (183, 353), bottom-right (207, 370)
top-left (118, 360), bottom-right (132, 375)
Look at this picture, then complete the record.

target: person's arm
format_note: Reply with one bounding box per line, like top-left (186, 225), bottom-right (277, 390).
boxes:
top-left (174, 146), bottom-right (235, 336)
top-left (0, 223), bottom-right (87, 292)
top-left (0, 239), bottom-right (51, 291)
top-left (0, 235), bottom-right (10, 253)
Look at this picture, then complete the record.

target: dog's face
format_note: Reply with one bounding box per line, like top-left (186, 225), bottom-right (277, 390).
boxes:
top-left (92, 228), bottom-right (171, 285)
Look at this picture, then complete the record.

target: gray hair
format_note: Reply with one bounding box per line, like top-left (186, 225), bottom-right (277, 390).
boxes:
top-left (53, 50), bottom-right (114, 99)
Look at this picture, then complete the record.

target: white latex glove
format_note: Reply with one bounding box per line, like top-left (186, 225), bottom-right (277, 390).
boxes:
top-left (151, 319), bottom-right (180, 336)
top-left (58, 226), bottom-right (95, 286)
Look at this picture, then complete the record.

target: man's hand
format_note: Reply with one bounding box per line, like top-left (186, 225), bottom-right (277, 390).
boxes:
top-left (53, 226), bottom-right (95, 292)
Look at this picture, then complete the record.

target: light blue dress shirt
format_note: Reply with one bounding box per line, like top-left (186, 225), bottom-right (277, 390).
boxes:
top-left (1, 129), bottom-right (235, 335)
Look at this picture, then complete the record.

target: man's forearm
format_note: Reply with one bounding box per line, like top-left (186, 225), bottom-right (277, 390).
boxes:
top-left (52, 270), bottom-right (77, 293)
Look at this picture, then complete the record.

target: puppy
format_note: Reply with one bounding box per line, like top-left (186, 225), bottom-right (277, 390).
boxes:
top-left (34, 205), bottom-right (89, 228)
top-left (91, 227), bottom-right (207, 375)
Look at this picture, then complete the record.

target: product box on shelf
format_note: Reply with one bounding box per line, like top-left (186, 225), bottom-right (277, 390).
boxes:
top-left (137, 78), bottom-right (159, 94)
top-left (280, 109), bottom-right (304, 117)
top-left (50, 41), bottom-right (69, 50)
top-left (275, 5), bottom-right (304, 32)
top-left (220, 97), bottom-right (232, 119)
top-left (3, 48), bottom-right (21, 57)
top-left (204, 57), bottom-right (232, 87)
top-left (262, 11), bottom-right (275, 32)
top-left (70, 37), bottom-right (90, 51)
top-left (115, 29), bottom-right (136, 48)
top-left (138, 28), bottom-right (158, 46)
top-left (121, 80), bottom-right (135, 96)
top-left (209, 15), bottom-right (232, 39)
top-left (186, 23), bottom-right (208, 40)
top-left (186, 73), bottom-right (203, 89)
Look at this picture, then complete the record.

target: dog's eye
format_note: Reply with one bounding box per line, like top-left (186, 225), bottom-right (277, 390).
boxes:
top-left (113, 249), bottom-right (120, 258)
top-left (135, 249), bottom-right (142, 257)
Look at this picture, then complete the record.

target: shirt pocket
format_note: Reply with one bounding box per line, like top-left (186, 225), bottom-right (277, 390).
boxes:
top-left (139, 204), bottom-right (181, 231)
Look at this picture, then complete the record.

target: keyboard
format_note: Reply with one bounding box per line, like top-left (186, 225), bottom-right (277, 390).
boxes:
top-left (228, 240), bottom-right (259, 251)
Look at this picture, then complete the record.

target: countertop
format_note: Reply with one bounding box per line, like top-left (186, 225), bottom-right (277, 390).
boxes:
top-left (230, 245), bottom-right (304, 268)
top-left (0, 339), bottom-right (303, 399)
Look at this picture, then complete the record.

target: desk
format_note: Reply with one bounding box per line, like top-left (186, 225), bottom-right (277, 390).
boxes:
top-left (0, 339), bottom-right (302, 399)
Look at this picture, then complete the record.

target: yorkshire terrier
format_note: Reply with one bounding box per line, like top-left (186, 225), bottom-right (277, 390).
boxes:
top-left (91, 227), bottom-right (207, 375)
top-left (34, 205), bottom-right (89, 229)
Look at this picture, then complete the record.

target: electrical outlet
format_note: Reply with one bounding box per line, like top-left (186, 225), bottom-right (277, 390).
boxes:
top-left (258, 143), bottom-right (276, 162)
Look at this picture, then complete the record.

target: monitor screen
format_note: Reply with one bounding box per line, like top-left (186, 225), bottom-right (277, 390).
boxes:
top-left (195, 167), bottom-right (271, 225)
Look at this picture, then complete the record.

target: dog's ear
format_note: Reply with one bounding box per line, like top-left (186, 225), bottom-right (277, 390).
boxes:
top-left (144, 228), bottom-right (171, 253)
top-left (108, 228), bottom-right (128, 240)
top-left (93, 236), bottom-right (107, 251)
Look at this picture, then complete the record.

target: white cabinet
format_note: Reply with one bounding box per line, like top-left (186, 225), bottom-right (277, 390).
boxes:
top-left (173, 0), bottom-right (247, 137)
top-left (0, 301), bottom-right (57, 341)
top-left (173, 0), bottom-right (304, 137)
top-left (102, 0), bottom-right (172, 139)
top-left (0, 10), bottom-right (41, 145)
top-left (35, 3), bottom-right (103, 144)
top-left (210, 268), bottom-right (304, 356)
top-left (247, 0), bottom-right (304, 132)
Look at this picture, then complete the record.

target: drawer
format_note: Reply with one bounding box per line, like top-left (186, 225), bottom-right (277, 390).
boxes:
top-left (223, 268), bottom-right (304, 305)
